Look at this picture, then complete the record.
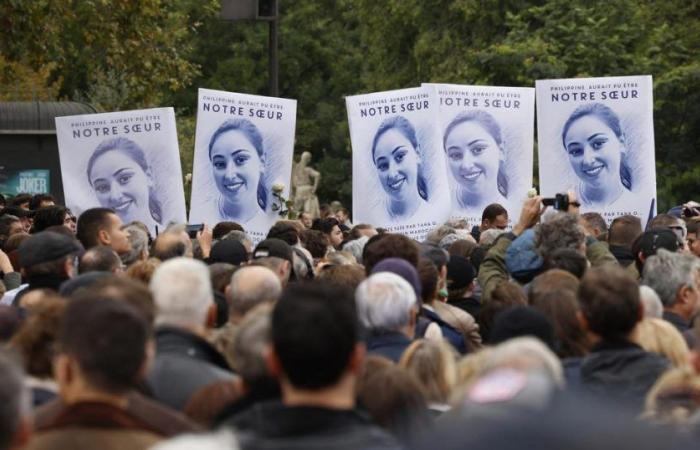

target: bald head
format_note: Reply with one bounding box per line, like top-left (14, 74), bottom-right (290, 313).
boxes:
top-left (152, 229), bottom-right (192, 261)
top-left (228, 266), bottom-right (281, 321)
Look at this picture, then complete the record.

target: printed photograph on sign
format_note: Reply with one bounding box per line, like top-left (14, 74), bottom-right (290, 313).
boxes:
top-left (536, 75), bottom-right (656, 226)
top-left (55, 108), bottom-right (187, 235)
top-left (425, 83), bottom-right (535, 229)
top-left (346, 86), bottom-right (450, 241)
top-left (189, 88), bottom-right (297, 244)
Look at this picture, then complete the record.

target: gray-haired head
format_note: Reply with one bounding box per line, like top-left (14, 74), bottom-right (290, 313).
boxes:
top-left (639, 285), bottom-right (663, 318)
top-left (355, 272), bottom-right (417, 331)
top-left (121, 224), bottom-right (149, 266)
top-left (534, 213), bottom-right (585, 261)
top-left (342, 236), bottom-right (370, 265)
top-left (0, 350), bottom-right (30, 450)
top-left (484, 336), bottom-right (564, 387)
top-left (480, 228), bottom-right (505, 247)
top-left (150, 257), bottom-right (213, 328)
top-left (229, 304), bottom-right (272, 382)
top-left (642, 249), bottom-right (700, 307)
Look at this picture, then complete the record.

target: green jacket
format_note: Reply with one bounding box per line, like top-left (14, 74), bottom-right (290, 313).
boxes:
top-left (478, 233), bottom-right (618, 303)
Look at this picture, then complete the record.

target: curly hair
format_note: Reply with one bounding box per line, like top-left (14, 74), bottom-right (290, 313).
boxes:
top-left (534, 213), bottom-right (586, 261)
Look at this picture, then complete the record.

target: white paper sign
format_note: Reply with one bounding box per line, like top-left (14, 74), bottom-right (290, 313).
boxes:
top-left (55, 108), bottom-right (187, 235)
top-left (425, 83), bottom-right (535, 229)
top-left (189, 88), bottom-right (296, 244)
top-left (346, 87), bottom-right (451, 241)
top-left (536, 75), bottom-right (656, 226)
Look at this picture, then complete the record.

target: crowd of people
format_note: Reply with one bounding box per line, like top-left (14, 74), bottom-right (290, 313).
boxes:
top-left (2, 191), bottom-right (700, 449)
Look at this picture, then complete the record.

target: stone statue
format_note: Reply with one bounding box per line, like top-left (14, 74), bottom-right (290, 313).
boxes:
top-left (292, 151), bottom-right (321, 218)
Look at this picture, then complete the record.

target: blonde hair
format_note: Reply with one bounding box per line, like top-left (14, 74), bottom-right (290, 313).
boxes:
top-left (399, 339), bottom-right (457, 404)
top-left (633, 318), bottom-right (689, 369)
top-left (644, 368), bottom-right (700, 426)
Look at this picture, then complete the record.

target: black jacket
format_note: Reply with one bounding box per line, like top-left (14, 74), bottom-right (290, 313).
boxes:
top-left (580, 339), bottom-right (670, 412)
top-left (366, 329), bottom-right (412, 363)
top-left (147, 326), bottom-right (234, 410)
top-left (232, 400), bottom-right (402, 450)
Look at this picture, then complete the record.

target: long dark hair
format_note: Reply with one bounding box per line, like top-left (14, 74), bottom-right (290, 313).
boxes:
top-left (88, 137), bottom-right (163, 224)
top-left (443, 110), bottom-right (508, 197)
top-left (562, 103), bottom-right (632, 190)
top-left (371, 116), bottom-right (428, 201)
top-left (209, 118), bottom-right (267, 211)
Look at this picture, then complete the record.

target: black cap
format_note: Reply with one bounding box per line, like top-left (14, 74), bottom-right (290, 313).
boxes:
top-left (18, 231), bottom-right (83, 268)
top-left (636, 228), bottom-right (681, 259)
top-left (446, 255), bottom-right (476, 290)
top-left (253, 238), bottom-right (293, 263)
top-left (209, 238), bottom-right (248, 266)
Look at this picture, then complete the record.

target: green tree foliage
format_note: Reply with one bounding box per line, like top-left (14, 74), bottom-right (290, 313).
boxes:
top-left (2, 0), bottom-right (698, 211)
top-left (0, 0), bottom-right (199, 109)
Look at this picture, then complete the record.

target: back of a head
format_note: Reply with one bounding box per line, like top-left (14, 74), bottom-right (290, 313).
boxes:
top-left (230, 266), bottom-right (281, 318)
top-left (31, 205), bottom-right (67, 234)
top-left (301, 229), bottom-right (329, 259)
top-left (417, 259), bottom-right (439, 304)
top-left (484, 336), bottom-right (563, 387)
top-left (316, 264), bottom-right (366, 294)
top-left (272, 282), bottom-right (357, 390)
top-left (312, 217), bottom-right (340, 236)
top-left (639, 285), bottom-right (663, 318)
top-left (649, 213), bottom-right (683, 230)
top-left (59, 297), bottom-right (149, 395)
top-left (530, 289), bottom-right (589, 358)
top-left (267, 221), bottom-right (300, 246)
top-left (534, 213), bottom-right (585, 261)
top-left (212, 221), bottom-right (244, 240)
top-left (633, 228), bottom-right (682, 273)
top-left (642, 249), bottom-right (700, 308)
top-left (578, 266), bottom-right (641, 340)
top-left (356, 357), bottom-right (430, 443)
top-left (230, 305), bottom-right (273, 383)
top-left (479, 281), bottom-right (527, 341)
top-left (363, 233), bottom-right (419, 275)
top-left (399, 339), bottom-right (457, 404)
top-left (424, 225), bottom-right (455, 246)
top-left (489, 306), bottom-right (555, 349)
top-left (580, 212), bottom-right (607, 238)
top-left (529, 269), bottom-right (580, 305)
top-left (0, 351), bottom-right (28, 450)
top-left (75, 275), bottom-right (156, 325)
top-left (420, 244), bottom-right (449, 272)
top-left (633, 318), bottom-right (689, 369)
top-left (79, 245), bottom-right (121, 274)
top-left (542, 248), bottom-right (587, 279)
top-left (76, 207), bottom-right (114, 250)
top-left (356, 272), bottom-right (417, 331)
top-left (152, 231), bottom-right (188, 261)
top-left (122, 225), bottom-right (149, 266)
top-left (609, 215), bottom-right (642, 247)
top-left (150, 257), bottom-right (212, 328)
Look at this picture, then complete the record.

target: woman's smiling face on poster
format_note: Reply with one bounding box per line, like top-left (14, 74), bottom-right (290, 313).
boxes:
top-left (445, 120), bottom-right (501, 196)
top-left (210, 129), bottom-right (263, 204)
top-left (89, 149), bottom-right (151, 222)
top-left (373, 128), bottom-right (419, 203)
top-left (563, 114), bottom-right (623, 190)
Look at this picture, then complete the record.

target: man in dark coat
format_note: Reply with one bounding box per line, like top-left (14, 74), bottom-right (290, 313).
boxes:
top-left (578, 266), bottom-right (670, 412)
top-left (231, 282), bottom-right (400, 450)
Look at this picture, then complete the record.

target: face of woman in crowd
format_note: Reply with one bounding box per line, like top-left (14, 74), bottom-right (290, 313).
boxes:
top-left (90, 150), bottom-right (152, 223)
top-left (445, 120), bottom-right (501, 196)
top-left (564, 115), bottom-right (623, 190)
top-left (211, 129), bottom-right (264, 206)
top-left (374, 128), bottom-right (419, 203)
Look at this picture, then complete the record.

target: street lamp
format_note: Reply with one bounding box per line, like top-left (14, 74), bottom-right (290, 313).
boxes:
top-left (220, 0), bottom-right (279, 97)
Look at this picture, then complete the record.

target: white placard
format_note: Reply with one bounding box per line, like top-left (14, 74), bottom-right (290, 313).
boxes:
top-left (189, 88), bottom-right (297, 244)
top-left (55, 108), bottom-right (187, 235)
top-left (425, 83), bottom-right (535, 228)
top-left (536, 75), bottom-right (656, 226)
top-left (346, 87), bottom-right (451, 241)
